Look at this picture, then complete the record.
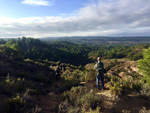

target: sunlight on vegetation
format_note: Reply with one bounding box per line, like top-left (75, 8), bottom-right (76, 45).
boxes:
top-left (0, 37), bottom-right (150, 113)
top-left (60, 86), bottom-right (102, 113)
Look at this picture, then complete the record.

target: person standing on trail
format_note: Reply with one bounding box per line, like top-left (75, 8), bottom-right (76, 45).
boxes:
top-left (60, 64), bottom-right (63, 71)
top-left (62, 63), bottom-right (66, 72)
top-left (55, 65), bottom-right (61, 81)
top-left (94, 57), bottom-right (105, 90)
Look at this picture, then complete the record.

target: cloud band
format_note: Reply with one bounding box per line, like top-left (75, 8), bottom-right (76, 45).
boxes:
top-left (0, 0), bottom-right (150, 38)
top-left (21, 0), bottom-right (55, 6)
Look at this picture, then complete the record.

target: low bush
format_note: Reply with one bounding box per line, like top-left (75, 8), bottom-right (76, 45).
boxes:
top-left (139, 107), bottom-right (150, 113)
top-left (109, 76), bottom-right (142, 96)
top-left (122, 109), bottom-right (131, 113)
top-left (62, 86), bottom-right (87, 102)
top-left (132, 80), bottom-right (142, 92)
top-left (60, 86), bottom-right (102, 113)
top-left (109, 82), bottom-right (123, 95)
top-left (88, 106), bottom-right (101, 113)
top-left (140, 84), bottom-right (150, 99)
top-left (78, 93), bottom-right (102, 110)
top-left (24, 58), bottom-right (34, 63)
top-left (84, 69), bottom-right (96, 82)
top-left (54, 70), bottom-right (81, 94)
top-left (0, 75), bottom-right (35, 96)
top-left (61, 70), bottom-right (81, 87)
top-left (4, 95), bottom-right (34, 113)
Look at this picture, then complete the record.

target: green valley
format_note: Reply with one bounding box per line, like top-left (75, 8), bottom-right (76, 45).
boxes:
top-left (0, 37), bottom-right (150, 113)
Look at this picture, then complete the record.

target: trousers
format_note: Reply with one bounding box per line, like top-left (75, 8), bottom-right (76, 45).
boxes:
top-left (96, 73), bottom-right (104, 89)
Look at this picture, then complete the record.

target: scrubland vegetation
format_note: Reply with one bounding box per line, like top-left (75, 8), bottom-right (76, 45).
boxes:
top-left (0, 37), bottom-right (150, 113)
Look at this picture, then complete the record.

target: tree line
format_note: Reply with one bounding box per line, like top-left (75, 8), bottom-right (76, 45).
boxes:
top-left (0, 37), bottom-right (150, 66)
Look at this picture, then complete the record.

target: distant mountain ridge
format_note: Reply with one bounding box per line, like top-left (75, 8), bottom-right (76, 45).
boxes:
top-left (40, 36), bottom-right (150, 45)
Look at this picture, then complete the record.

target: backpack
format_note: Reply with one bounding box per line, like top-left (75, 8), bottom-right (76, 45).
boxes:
top-left (96, 62), bottom-right (104, 74)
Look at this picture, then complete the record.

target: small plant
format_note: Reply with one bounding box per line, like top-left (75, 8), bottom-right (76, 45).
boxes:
top-left (132, 80), bottom-right (142, 92)
top-left (139, 107), bottom-right (150, 113)
top-left (88, 106), bottom-right (101, 113)
top-left (114, 58), bottom-right (118, 64)
top-left (0, 74), bottom-right (35, 96)
top-left (4, 95), bottom-right (34, 113)
top-left (122, 109), bottom-right (131, 113)
top-left (61, 86), bottom-right (102, 113)
top-left (79, 93), bottom-right (102, 110)
top-left (62, 86), bottom-right (87, 102)
top-left (84, 69), bottom-right (96, 82)
top-left (78, 65), bottom-right (83, 70)
top-left (24, 58), bottom-right (34, 63)
top-left (61, 69), bottom-right (82, 87)
top-left (109, 82), bottom-right (123, 95)
top-left (109, 75), bottom-right (141, 96)
top-left (57, 61), bottom-right (61, 65)
top-left (140, 84), bottom-right (150, 99)
top-left (58, 99), bottom-right (69, 113)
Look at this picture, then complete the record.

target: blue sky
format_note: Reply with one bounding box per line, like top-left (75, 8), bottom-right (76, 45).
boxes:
top-left (0, 0), bottom-right (88, 17)
top-left (0, 0), bottom-right (150, 38)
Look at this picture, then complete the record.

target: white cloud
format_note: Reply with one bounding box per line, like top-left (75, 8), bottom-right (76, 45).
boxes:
top-left (21, 0), bottom-right (55, 6)
top-left (0, 0), bottom-right (150, 38)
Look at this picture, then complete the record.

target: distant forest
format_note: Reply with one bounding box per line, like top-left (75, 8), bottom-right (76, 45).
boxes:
top-left (41, 36), bottom-right (150, 45)
top-left (0, 37), bottom-right (150, 66)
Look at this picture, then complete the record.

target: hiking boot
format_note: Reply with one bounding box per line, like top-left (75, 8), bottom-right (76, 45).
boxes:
top-left (102, 87), bottom-right (106, 90)
top-left (97, 87), bottom-right (100, 90)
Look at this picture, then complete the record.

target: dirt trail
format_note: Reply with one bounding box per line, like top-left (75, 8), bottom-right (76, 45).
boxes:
top-left (95, 90), bottom-right (118, 110)
top-left (33, 80), bottom-right (150, 113)
top-left (80, 81), bottom-right (118, 112)
top-left (80, 81), bottom-right (150, 113)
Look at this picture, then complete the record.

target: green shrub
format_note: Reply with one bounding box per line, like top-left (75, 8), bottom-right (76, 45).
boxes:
top-left (57, 61), bottom-right (61, 65)
top-left (109, 76), bottom-right (124, 95)
top-left (62, 86), bottom-right (87, 102)
top-left (78, 65), bottom-right (83, 70)
top-left (132, 80), bottom-right (142, 92)
top-left (55, 70), bottom-right (83, 94)
top-left (139, 107), bottom-right (150, 113)
top-left (140, 84), bottom-right (150, 99)
top-left (67, 106), bottom-right (81, 113)
top-left (0, 75), bottom-right (35, 96)
top-left (4, 95), bottom-right (34, 113)
top-left (58, 99), bottom-right (69, 113)
top-left (24, 58), bottom-right (34, 63)
top-left (78, 93), bottom-right (102, 110)
top-left (61, 86), bottom-right (102, 113)
top-left (110, 76), bottom-right (122, 85)
top-left (122, 109), bottom-right (131, 113)
top-left (114, 58), bottom-right (118, 64)
top-left (138, 47), bottom-right (150, 85)
top-left (109, 76), bottom-right (142, 96)
top-left (88, 106), bottom-right (101, 113)
top-left (109, 82), bottom-right (123, 95)
top-left (142, 75), bottom-right (150, 86)
top-left (62, 70), bottom-right (81, 85)
top-left (84, 69), bottom-right (96, 82)
top-left (55, 79), bottom-right (80, 94)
